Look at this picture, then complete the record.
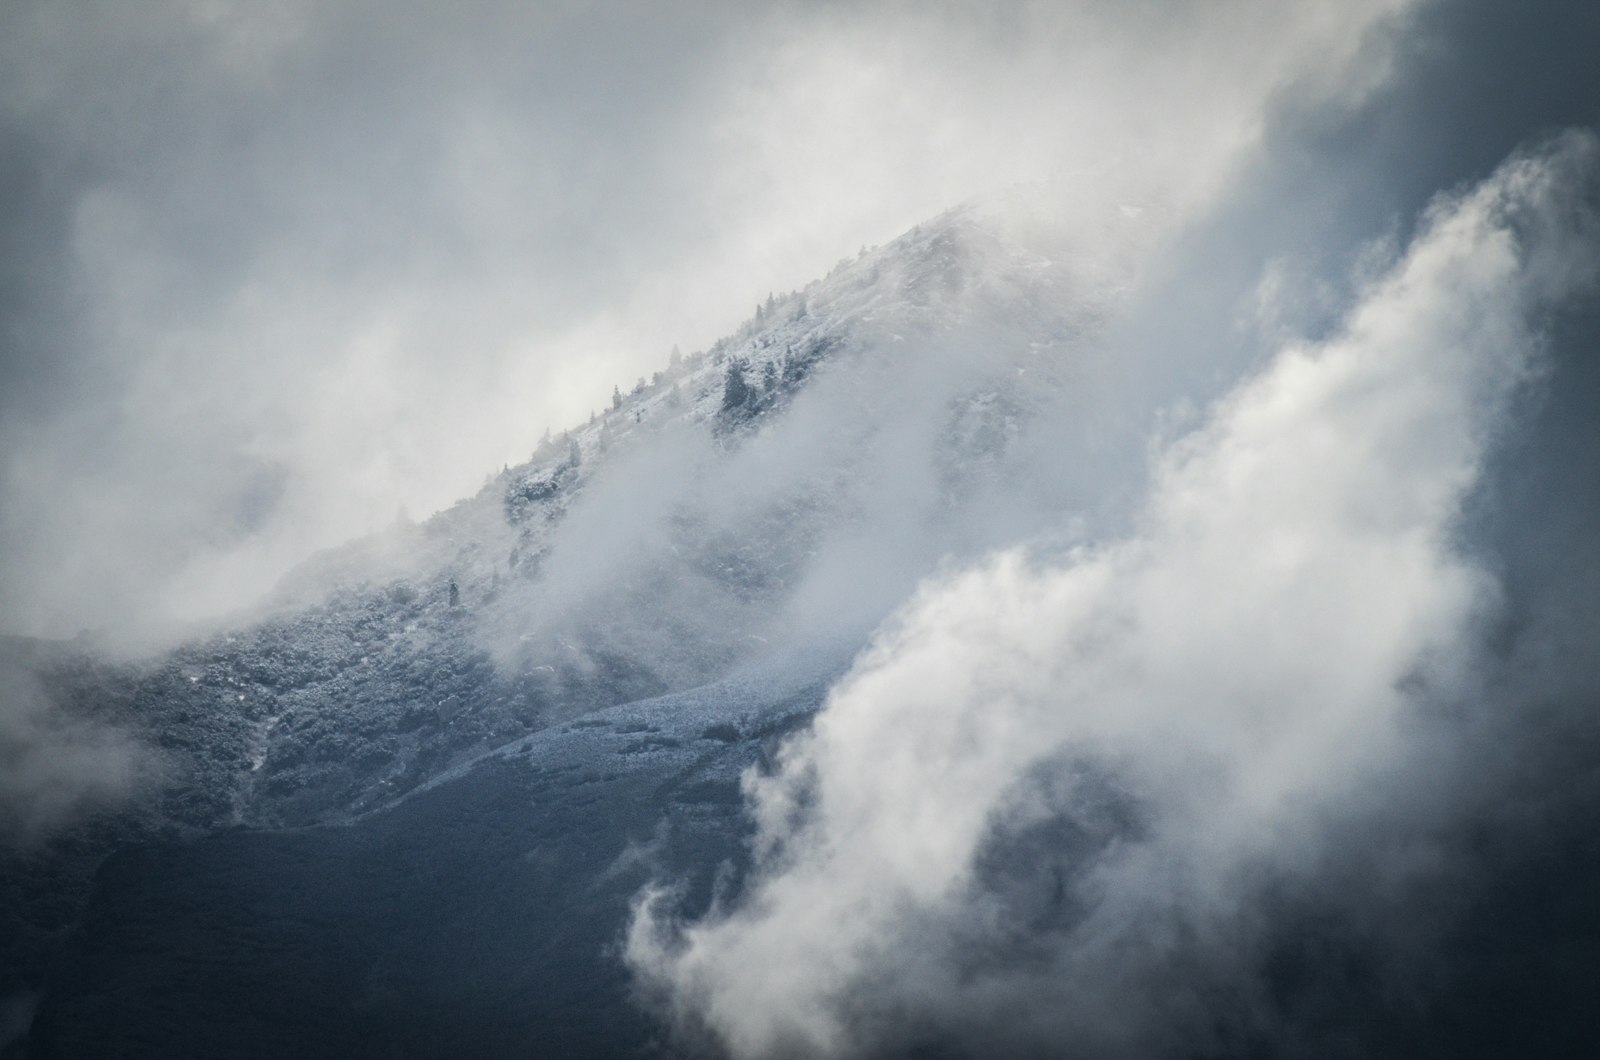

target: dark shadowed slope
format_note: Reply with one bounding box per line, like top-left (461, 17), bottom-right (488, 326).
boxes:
top-left (26, 661), bottom-right (832, 1059)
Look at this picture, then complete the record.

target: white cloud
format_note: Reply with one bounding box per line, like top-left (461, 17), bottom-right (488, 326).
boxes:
top-left (0, 0), bottom-right (1417, 639)
top-left (627, 131), bottom-right (1600, 1059)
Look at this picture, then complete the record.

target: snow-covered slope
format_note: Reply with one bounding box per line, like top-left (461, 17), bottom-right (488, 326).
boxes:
top-left (162, 185), bottom-right (1152, 827)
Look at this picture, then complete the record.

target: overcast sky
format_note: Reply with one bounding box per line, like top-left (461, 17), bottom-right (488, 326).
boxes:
top-left (1, 0), bottom-right (1597, 640)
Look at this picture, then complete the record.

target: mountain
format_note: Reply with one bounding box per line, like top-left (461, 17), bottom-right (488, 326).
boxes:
top-left (6, 161), bottom-right (1600, 1057)
top-left (0, 188), bottom-right (1154, 1056)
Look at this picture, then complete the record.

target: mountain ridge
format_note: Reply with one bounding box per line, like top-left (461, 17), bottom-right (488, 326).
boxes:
top-left (0, 188), bottom-right (1152, 1032)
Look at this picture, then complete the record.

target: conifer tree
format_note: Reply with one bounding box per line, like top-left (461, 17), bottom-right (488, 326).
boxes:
top-left (721, 357), bottom-right (753, 412)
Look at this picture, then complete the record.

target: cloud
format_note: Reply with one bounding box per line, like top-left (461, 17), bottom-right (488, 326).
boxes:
top-left (626, 131), bottom-right (1600, 1058)
top-left (0, 0), bottom-right (1417, 642)
top-left (471, 191), bottom-right (1146, 700)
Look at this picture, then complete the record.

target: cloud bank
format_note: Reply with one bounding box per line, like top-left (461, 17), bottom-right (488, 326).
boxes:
top-left (627, 132), bottom-right (1600, 1058)
top-left (0, 0), bottom-right (1411, 641)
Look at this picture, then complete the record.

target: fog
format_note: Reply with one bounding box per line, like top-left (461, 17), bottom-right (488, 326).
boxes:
top-left (0, 643), bottom-right (159, 844)
top-left (0, 0), bottom-right (1404, 641)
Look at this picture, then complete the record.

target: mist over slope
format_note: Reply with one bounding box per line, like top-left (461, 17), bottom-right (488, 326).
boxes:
top-left (628, 130), bottom-right (1600, 1060)
top-left (0, 185), bottom-right (1165, 1052)
top-left (0, 0), bottom-right (1413, 645)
